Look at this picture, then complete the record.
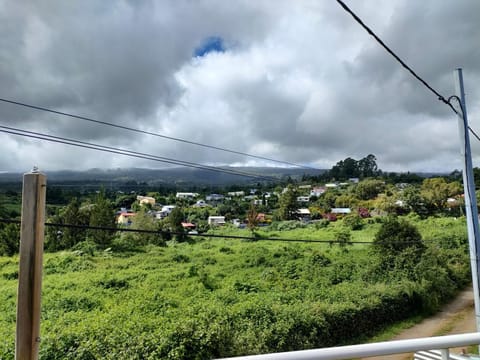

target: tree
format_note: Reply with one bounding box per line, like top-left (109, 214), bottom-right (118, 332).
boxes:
top-left (420, 178), bottom-right (462, 213)
top-left (330, 157), bottom-right (359, 180)
top-left (278, 185), bottom-right (298, 220)
top-left (343, 214), bottom-right (363, 230)
top-left (334, 228), bottom-right (352, 250)
top-left (246, 203), bottom-right (259, 236)
top-left (129, 209), bottom-right (165, 246)
top-left (328, 154), bottom-right (379, 180)
top-left (355, 179), bottom-right (385, 200)
top-left (0, 223), bottom-right (20, 256)
top-left (374, 194), bottom-right (400, 215)
top-left (168, 206), bottom-right (186, 242)
top-left (44, 198), bottom-right (90, 252)
top-left (61, 198), bottom-right (89, 248)
top-left (402, 185), bottom-right (427, 215)
top-left (373, 217), bottom-right (424, 257)
top-left (88, 190), bottom-right (116, 248)
top-left (334, 194), bottom-right (357, 208)
top-left (358, 154), bottom-right (378, 178)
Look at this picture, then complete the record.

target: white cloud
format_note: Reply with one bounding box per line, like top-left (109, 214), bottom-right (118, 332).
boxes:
top-left (0, 0), bottom-right (478, 173)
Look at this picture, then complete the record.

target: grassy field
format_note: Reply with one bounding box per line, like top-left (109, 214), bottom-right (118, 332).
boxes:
top-left (0, 216), bottom-right (470, 359)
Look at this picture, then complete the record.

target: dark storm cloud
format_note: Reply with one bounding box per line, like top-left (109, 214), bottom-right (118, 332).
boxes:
top-left (0, 0), bottom-right (478, 172)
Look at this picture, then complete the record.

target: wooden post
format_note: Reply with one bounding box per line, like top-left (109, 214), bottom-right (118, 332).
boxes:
top-left (15, 169), bottom-right (46, 360)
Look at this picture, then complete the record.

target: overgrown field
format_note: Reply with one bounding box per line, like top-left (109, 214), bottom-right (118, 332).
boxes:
top-left (0, 217), bottom-right (470, 359)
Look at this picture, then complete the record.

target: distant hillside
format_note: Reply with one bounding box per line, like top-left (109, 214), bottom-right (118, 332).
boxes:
top-left (0, 167), bottom-right (326, 187)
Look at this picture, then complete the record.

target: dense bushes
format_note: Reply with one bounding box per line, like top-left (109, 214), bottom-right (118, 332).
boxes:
top-left (0, 223), bottom-right (19, 256)
top-left (0, 216), bottom-right (471, 359)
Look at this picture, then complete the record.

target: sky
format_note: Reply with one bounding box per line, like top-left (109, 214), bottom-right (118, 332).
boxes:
top-left (0, 0), bottom-right (479, 174)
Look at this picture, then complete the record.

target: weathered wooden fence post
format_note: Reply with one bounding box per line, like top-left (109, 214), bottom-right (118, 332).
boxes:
top-left (15, 168), bottom-right (46, 360)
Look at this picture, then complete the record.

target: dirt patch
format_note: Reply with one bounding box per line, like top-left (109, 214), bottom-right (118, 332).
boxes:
top-left (361, 287), bottom-right (475, 360)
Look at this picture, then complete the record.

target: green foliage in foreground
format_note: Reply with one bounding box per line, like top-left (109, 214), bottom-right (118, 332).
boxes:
top-left (0, 217), bottom-right (470, 359)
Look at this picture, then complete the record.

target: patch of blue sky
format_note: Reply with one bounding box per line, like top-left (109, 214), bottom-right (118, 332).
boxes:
top-left (194, 36), bottom-right (226, 57)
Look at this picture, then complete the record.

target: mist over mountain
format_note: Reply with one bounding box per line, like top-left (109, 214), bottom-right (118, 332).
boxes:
top-left (0, 167), bottom-right (326, 187)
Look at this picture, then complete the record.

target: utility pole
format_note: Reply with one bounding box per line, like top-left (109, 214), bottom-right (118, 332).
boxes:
top-left (454, 68), bottom-right (480, 334)
top-left (15, 168), bottom-right (46, 360)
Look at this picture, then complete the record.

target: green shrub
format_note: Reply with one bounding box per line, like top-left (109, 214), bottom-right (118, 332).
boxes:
top-left (343, 214), bottom-right (364, 230)
top-left (314, 219), bottom-right (330, 229)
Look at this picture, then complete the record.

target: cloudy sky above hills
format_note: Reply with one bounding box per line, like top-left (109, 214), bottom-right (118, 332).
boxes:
top-left (0, 0), bottom-right (479, 174)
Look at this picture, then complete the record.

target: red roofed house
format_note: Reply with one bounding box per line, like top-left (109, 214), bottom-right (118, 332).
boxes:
top-left (117, 212), bottom-right (136, 225)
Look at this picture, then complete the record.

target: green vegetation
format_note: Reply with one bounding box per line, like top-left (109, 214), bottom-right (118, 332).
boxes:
top-left (0, 157), bottom-right (474, 358)
top-left (0, 216), bottom-right (470, 359)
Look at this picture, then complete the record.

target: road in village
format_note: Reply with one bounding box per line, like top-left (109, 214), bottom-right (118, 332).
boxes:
top-left (361, 287), bottom-right (475, 360)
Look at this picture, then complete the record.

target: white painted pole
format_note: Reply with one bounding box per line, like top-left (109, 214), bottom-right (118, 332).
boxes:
top-left (15, 168), bottom-right (47, 360)
top-left (454, 68), bottom-right (480, 334)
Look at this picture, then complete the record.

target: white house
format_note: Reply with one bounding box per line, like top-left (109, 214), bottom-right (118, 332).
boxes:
top-left (298, 184), bottom-right (312, 189)
top-left (156, 205), bottom-right (176, 218)
top-left (297, 196), bottom-right (310, 202)
top-left (297, 208), bottom-right (311, 221)
top-left (206, 194), bottom-right (225, 202)
top-left (227, 191), bottom-right (245, 197)
top-left (310, 187), bottom-right (326, 197)
top-left (176, 192), bottom-right (199, 199)
top-left (331, 208), bottom-right (351, 214)
top-left (208, 216), bottom-right (226, 226)
top-left (193, 200), bottom-right (208, 208)
top-left (136, 195), bottom-right (155, 206)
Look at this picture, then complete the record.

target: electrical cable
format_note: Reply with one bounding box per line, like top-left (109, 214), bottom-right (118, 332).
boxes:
top-left (335, 0), bottom-right (459, 115)
top-left (0, 125), bottom-right (277, 182)
top-left (0, 97), bottom-right (316, 170)
top-left (0, 218), bottom-right (454, 245)
top-left (0, 218), bottom-right (361, 244)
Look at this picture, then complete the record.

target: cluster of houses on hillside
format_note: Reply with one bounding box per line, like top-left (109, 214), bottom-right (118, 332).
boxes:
top-left (116, 181), bottom-right (365, 230)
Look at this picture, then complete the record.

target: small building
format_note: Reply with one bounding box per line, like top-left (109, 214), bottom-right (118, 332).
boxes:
top-left (228, 191), bottom-right (245, 197)
top-left (156, 205), bottom-right (175, 218)
top-left (136, 196), bottom-right (155, 206)
top-left (331, 208), bottom-right (352, 215)
top-left (117, 212), bottom-right (136, 225)
top-left (193, 200), bottom-right (208, 208)
top-left (298, 184), bottom-right (312, 189)
top-left (297, 196), bottom-right (310, 203)
top-left (256, 213), bottom-right (267, 222)
top-left (176, 192), bottom-right (199, 199)
top-left (208, 216), bottom-right (226, 226)
top-left (323, 213), bottom-right (337, 221)
top-left (297, 208), bottom-right (311, 221)
top-left (310, 187), bottom-right (326, 197)
top-left (181, 222), bottom-right (196, 230)
top-left (206, 194), bottom-right (225, 202)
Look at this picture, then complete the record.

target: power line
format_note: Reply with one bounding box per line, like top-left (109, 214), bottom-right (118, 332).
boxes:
top-left (0, 218), bottom-right (359, 244)
top-left (0, 218), bottom-right (427, 245)
top-left (448, 95), bottom-right (480, 144)
top-left (335, 1), bottom-right (480, 213)
top-left (0, 97), bottom-right (316, 170)
top-left (0, 218), bottom-right (454, 246)
top-left (0, 125), bottom-right (277, 182)
top-left (335, 0), bottom-right (459, 115)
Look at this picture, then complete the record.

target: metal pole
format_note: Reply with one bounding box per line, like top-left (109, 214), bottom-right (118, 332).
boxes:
top-left (454, 68), bottom-right (480, 334)
top-left (15, 168), bottom-right (46, 360)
